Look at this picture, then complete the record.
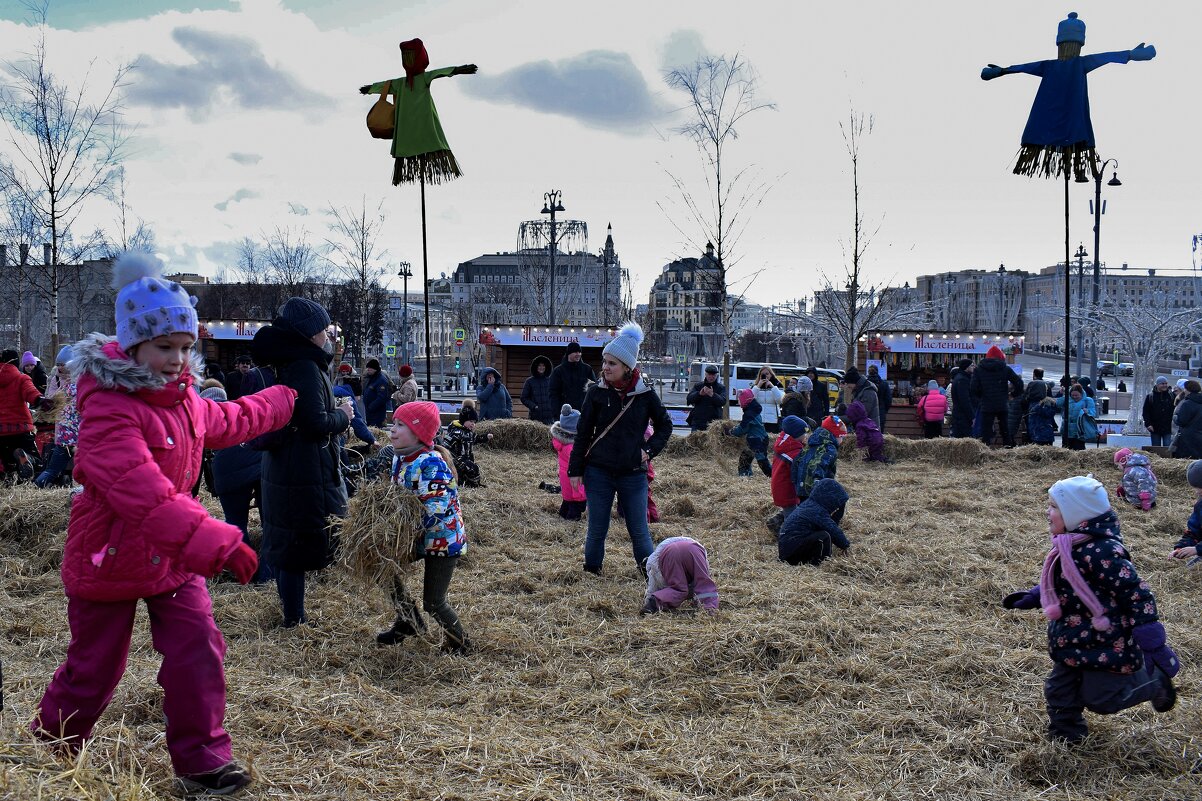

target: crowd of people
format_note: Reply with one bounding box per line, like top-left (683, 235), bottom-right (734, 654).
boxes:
top-left (2, 251), bottom-right (1199, 794)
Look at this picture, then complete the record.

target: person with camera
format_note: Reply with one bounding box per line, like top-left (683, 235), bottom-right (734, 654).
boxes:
top-left (685, 364), bottom-right (726, 432)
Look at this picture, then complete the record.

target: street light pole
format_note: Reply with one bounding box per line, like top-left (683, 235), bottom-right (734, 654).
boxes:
top-left (1073, 243), bottom-right (1088, 379)
top-left (541, 190), bottom-right (565, 326)
top-left (397, 261), bottom-right (412, 366)
top-left (1087, 159), bottom-right (1121, 387)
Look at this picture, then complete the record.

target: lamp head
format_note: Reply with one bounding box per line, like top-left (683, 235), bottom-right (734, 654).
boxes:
top-left (540, 204), bottom-right (550, 215)
top-left (1107, 172), bottom-right (1122, 187)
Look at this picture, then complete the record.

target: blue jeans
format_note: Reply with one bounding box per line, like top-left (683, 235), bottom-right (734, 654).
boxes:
top-left (35, 445), bottom-right (72, 487)
top-left (1150, 432), bottom-right (1170, 447)
top-left (583, 466), bottom-right (654, 572)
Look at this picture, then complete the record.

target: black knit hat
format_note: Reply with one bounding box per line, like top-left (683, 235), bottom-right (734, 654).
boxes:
top-left (366, 358), bottom-right (381, 371)
top-left (841, 367), bottom-right (860, 385)
top-left (565, 341), bottom-right (581, 354)
top-left (459, 404), bottom-right (478, 423)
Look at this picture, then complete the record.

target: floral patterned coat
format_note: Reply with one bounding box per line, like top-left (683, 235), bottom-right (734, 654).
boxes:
top-left (1046, 511), bottom-right (1159, 674)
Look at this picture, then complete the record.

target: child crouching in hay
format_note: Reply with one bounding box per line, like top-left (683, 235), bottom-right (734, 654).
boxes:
top-left (1002, 475), bottom-right (1179, 744)
top-left (777, 478), bottom-right (850, 566)
top-left (375, 401), bottom-right (471, 654)
top-left (1112, 447), bottom-right (1157, 511)
top-left (1170, 460), bottom-right (1202, 564)
top-left (640, 537), bottom-right (718, 614)
top-left (445, 400), bottom-right (489, 488)
top-left (843, 400), bottom-right (888, 463)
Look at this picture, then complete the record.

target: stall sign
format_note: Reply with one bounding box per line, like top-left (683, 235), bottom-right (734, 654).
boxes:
top-left (198, 320), bottom-right (268, 340)
top-left (478, 326), bottom-right (615, 348)
top-left (866, 334), bottom-right (1023, 356)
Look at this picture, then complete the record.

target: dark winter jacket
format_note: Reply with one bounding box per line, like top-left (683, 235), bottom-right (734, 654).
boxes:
top-left (848, 378), bottom-right (880, 427)
top-left (1173, 498), bottom-right (1202, 551)
top-left (568, 374), bottom-right (672, 478)
top-left (795, 427), bottom-right (839, 501)
top-left (240, 365), bottom-right (275, 395)
top-left (778, 478), bottom-right (850, 565)
top-left (476, 368), bottom-right (513, 420)
top-left (362, 371), bottom-right (392, 427)
top-left (970, 357), bottom-right (1023, 414)
top-left (211, 441), bottom-right (264, 497)
top-left (805, 384), bottom-right (830, 423)
top-left (549, 355), bottom-right (597, 412)
top-left (27, 362), bottom-right (48, 395)
top-left (1023, 377), bottom-right (1051, 407)
top-left (1044, 511), bottom-right (1158, 674)
top-left (867, 374), bottom-right (892, 418)
top-left (1142, 388), bottom-right (1175, 435)
top-left (520, 355), bottom-right (556, 423)
top-left (949, 369), bottom-right (976, 432)
top-left (1172, 392), bottom-right (1202, 459)
top-left (686, 378), bottom-right (726, 430)
top-left (251, 321), bottom-right (350, 573)
top-left (224, 368), bottom-right (245, 400)
top-left (780, 391), bottom-right (808, 423)
top-left (1027, 397), bottom-right (1058, 444)
top-left (730, 399), bottom-right (767, 442)
top-left (844, 399), bottom-right (883, 453)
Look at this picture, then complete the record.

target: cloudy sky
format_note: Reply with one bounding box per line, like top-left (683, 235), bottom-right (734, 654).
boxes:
top-left (0, 0), bottom-right (1196, 309)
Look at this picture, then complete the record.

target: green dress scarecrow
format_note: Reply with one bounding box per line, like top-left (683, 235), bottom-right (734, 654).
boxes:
top-left (980, 12), bottom-right (1155, 178)
top-left (359, 39), bottom-right (477, 185)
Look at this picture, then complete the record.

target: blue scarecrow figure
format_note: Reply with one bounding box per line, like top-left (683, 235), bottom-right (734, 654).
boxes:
top-left (981, 12), bottom-right (1155, 178)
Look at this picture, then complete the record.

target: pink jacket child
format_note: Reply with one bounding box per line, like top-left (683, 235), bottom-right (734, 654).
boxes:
top-left (551, 404), bottom-right (587, 519)
top-left (33, 254), bottom-right (296, 798)
top-left (641, 537), bottom-right (719, 614)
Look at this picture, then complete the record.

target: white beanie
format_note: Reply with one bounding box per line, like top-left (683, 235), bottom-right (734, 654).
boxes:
top-left (602, 321), bottom-right (643, 369)
top-left (798, 376), bottom-right (814, 392)
top-left (1048, 474), bottom-right (1111, 532)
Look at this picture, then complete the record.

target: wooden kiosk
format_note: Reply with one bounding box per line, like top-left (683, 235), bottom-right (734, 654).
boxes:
top-left (477, 325), bottom-right (614, 418)
top-left (857, 331), bottom-right (1025, 438)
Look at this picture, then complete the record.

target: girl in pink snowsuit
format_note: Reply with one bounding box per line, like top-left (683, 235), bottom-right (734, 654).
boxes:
top-left (32, 254), bottom-right (296, 797)
top-left (551, 403), bottom-right (587, 519)
top-left (641, 537), bottom-right (719, 614)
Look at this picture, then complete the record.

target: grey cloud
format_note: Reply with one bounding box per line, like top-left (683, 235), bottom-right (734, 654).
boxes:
top-left (462, 50), bottom-right (665, 133)
top-left (287, 202), bottom-right (309, 216)
top-left (660, 30), bottom-right (711, 72)
top-left (229, 152), bottom-right (262, 165)
top-left (128, 27), bottom-right (327, 116)
top-left (214, 188), bottom-right (259, 212)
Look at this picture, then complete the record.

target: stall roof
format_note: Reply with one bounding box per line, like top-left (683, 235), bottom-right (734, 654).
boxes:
top-left (478, 325), bottom-right (616, 348)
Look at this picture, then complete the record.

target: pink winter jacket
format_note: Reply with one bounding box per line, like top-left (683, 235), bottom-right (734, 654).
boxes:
top-left (63, 335), bottom-right (296, 602)
top-left (917, 390), bottom-right (948, 422)
top-left (551, 422), bottom-right (586, 502)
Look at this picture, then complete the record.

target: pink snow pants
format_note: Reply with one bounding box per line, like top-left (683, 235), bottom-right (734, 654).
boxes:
top-left (33, 574), bottom-right (231, 776)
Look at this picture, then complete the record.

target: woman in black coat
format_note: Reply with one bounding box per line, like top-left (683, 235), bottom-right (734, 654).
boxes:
top-left (804, 368), bottom-right (830, 423)
top-left (567, 323), bottom-right (672, 575)
top-left (1171, 381), bottom-right (1202, 460)
top-left (251, 297), bottom-right (352, 627)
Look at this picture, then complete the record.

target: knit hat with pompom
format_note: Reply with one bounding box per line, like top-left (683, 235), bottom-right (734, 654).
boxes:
top-left (112, 252), bottom-right (198, 351)
top-left (602, 321), bottom-right (643, 369)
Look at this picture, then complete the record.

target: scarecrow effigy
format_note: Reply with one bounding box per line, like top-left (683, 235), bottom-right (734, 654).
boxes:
top-left (980, 12), bottom-right (1155, 178)
top-left (360, 39), bottom-right (477, 392)
top-left (980, 12), bottom-right (1156, 447)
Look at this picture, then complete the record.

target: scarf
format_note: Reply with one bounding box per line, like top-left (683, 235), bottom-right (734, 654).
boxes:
top-left (1039, 512), bottom-right (1117, 632)
top-left (608, 368), bottom-right (641, 401)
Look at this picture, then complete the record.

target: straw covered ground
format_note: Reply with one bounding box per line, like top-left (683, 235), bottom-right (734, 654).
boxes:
top-left (2, 431), bottom-right (1201, 800)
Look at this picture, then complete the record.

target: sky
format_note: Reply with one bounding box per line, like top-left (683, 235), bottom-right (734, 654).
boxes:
top-left (0, 0), bottom-right (1197, 309)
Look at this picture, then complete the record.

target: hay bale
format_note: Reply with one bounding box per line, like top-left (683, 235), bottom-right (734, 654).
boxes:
top-left (0, 485), bottom-right (71, 571)
top-left (476, 418), bottom-right (552, 451)
top-left (663, 420), bottom-right (744, 457)
top-left (335, 478), bottom-right (426, 587)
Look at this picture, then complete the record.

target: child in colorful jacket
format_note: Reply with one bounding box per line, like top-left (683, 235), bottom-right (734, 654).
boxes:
top-left (551, 404), bottom-right (587, 519)
top-left (640, 537), bottom-right (719, 614)
top-left (377, 401), bottom-right (470, 654)
top-left (768, 415), bottom-right (810, 533)
top-left (795, 416), bottom-right (844, 502)
top-left (844, 399), bottom-right (887, 463)
top-left (35, 345), bottom-right (80, 487)
top-left (729, 388), bottom-right (770, 477)
top-left (1002, 474), bottom-right (1179, 744)
top-left (1169, 460), bottom-right (1202, 563)
top-left (778, 478), bottom-right (850, 566)
top-left (32, 253), bottom-right (296, 797)
top-left (1112, 447), bottom-right (1157, 511)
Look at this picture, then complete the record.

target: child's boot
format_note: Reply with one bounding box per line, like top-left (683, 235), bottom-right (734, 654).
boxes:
top-left (376, 609), bottom-right (427, 646)
top-left (441, 623), bottom-right (472, 655)
top-left (176, 761), bottom-right (251, 797)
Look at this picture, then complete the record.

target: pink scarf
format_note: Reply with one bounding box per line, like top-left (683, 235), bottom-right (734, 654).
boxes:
top-left (1039, 533), bottom-right (1111, 631)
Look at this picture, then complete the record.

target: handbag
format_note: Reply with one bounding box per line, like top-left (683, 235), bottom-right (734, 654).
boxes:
top-left (366, 80), bottom-right (395, 139)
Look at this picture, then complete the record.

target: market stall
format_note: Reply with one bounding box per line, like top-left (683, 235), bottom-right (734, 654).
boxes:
top-left (477, 325), bottom-right (613, 418)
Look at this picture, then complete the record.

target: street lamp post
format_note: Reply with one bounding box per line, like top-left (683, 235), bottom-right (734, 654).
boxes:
top-left (1082, 159), bottom-right (1121, 387)
top-left (541, 190), bottom-right (565, 325)
top-left (397, 261), bottom-right (412, 366)
top-left (1073, 243), bottom-right (1088, 379)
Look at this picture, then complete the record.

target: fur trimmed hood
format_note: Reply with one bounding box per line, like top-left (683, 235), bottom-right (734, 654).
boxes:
top-left (70, 332), bottom-right (204, 393)
top-left (550, 421), bottom-right (575, 444)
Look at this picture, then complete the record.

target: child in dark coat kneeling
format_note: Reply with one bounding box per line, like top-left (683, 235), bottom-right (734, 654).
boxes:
top-left (1003, 474), bottom-right (1179, 744)
top-left (777, 478), bottom-right (850, 566)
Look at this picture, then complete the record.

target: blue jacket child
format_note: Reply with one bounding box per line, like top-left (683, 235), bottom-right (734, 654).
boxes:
top-left (778, 478), bottom-right (850, 566)
top-left (729, 389), bottom-right (770, 477)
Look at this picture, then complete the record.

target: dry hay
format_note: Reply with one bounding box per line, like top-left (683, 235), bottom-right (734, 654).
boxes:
top-left (2, 440), bottom-right (1202, 800)
top-left (335, 478), bottom-right (426, 587)
top-left (0, 485), bottom-right (71, 573)
top-left (475, 417), bottom-right (552, 450)
top-left (662, 419), bottom-right (744, 458)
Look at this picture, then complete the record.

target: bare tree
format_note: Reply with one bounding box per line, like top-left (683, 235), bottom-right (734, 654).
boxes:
top-left (323, 199), bottom-right (390, 363)
top-left (661, 53), bottom-right (776, 369)
top-left (100, 166), bottom-right (155, 257)
top-left (803, 283), bottom-right (931, 371)
top-left (0, 1), bottom-right (131, 352)
top-left (262, 226), bottom-right (317, 295)
top-left (1082, 294), bottom-right (1201, 435)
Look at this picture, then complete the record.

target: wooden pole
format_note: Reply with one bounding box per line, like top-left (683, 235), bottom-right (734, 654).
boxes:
top-left (421, 173), bottom-right (433, 398)
top-left (1062, 165), bottom-right (1071, 448)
